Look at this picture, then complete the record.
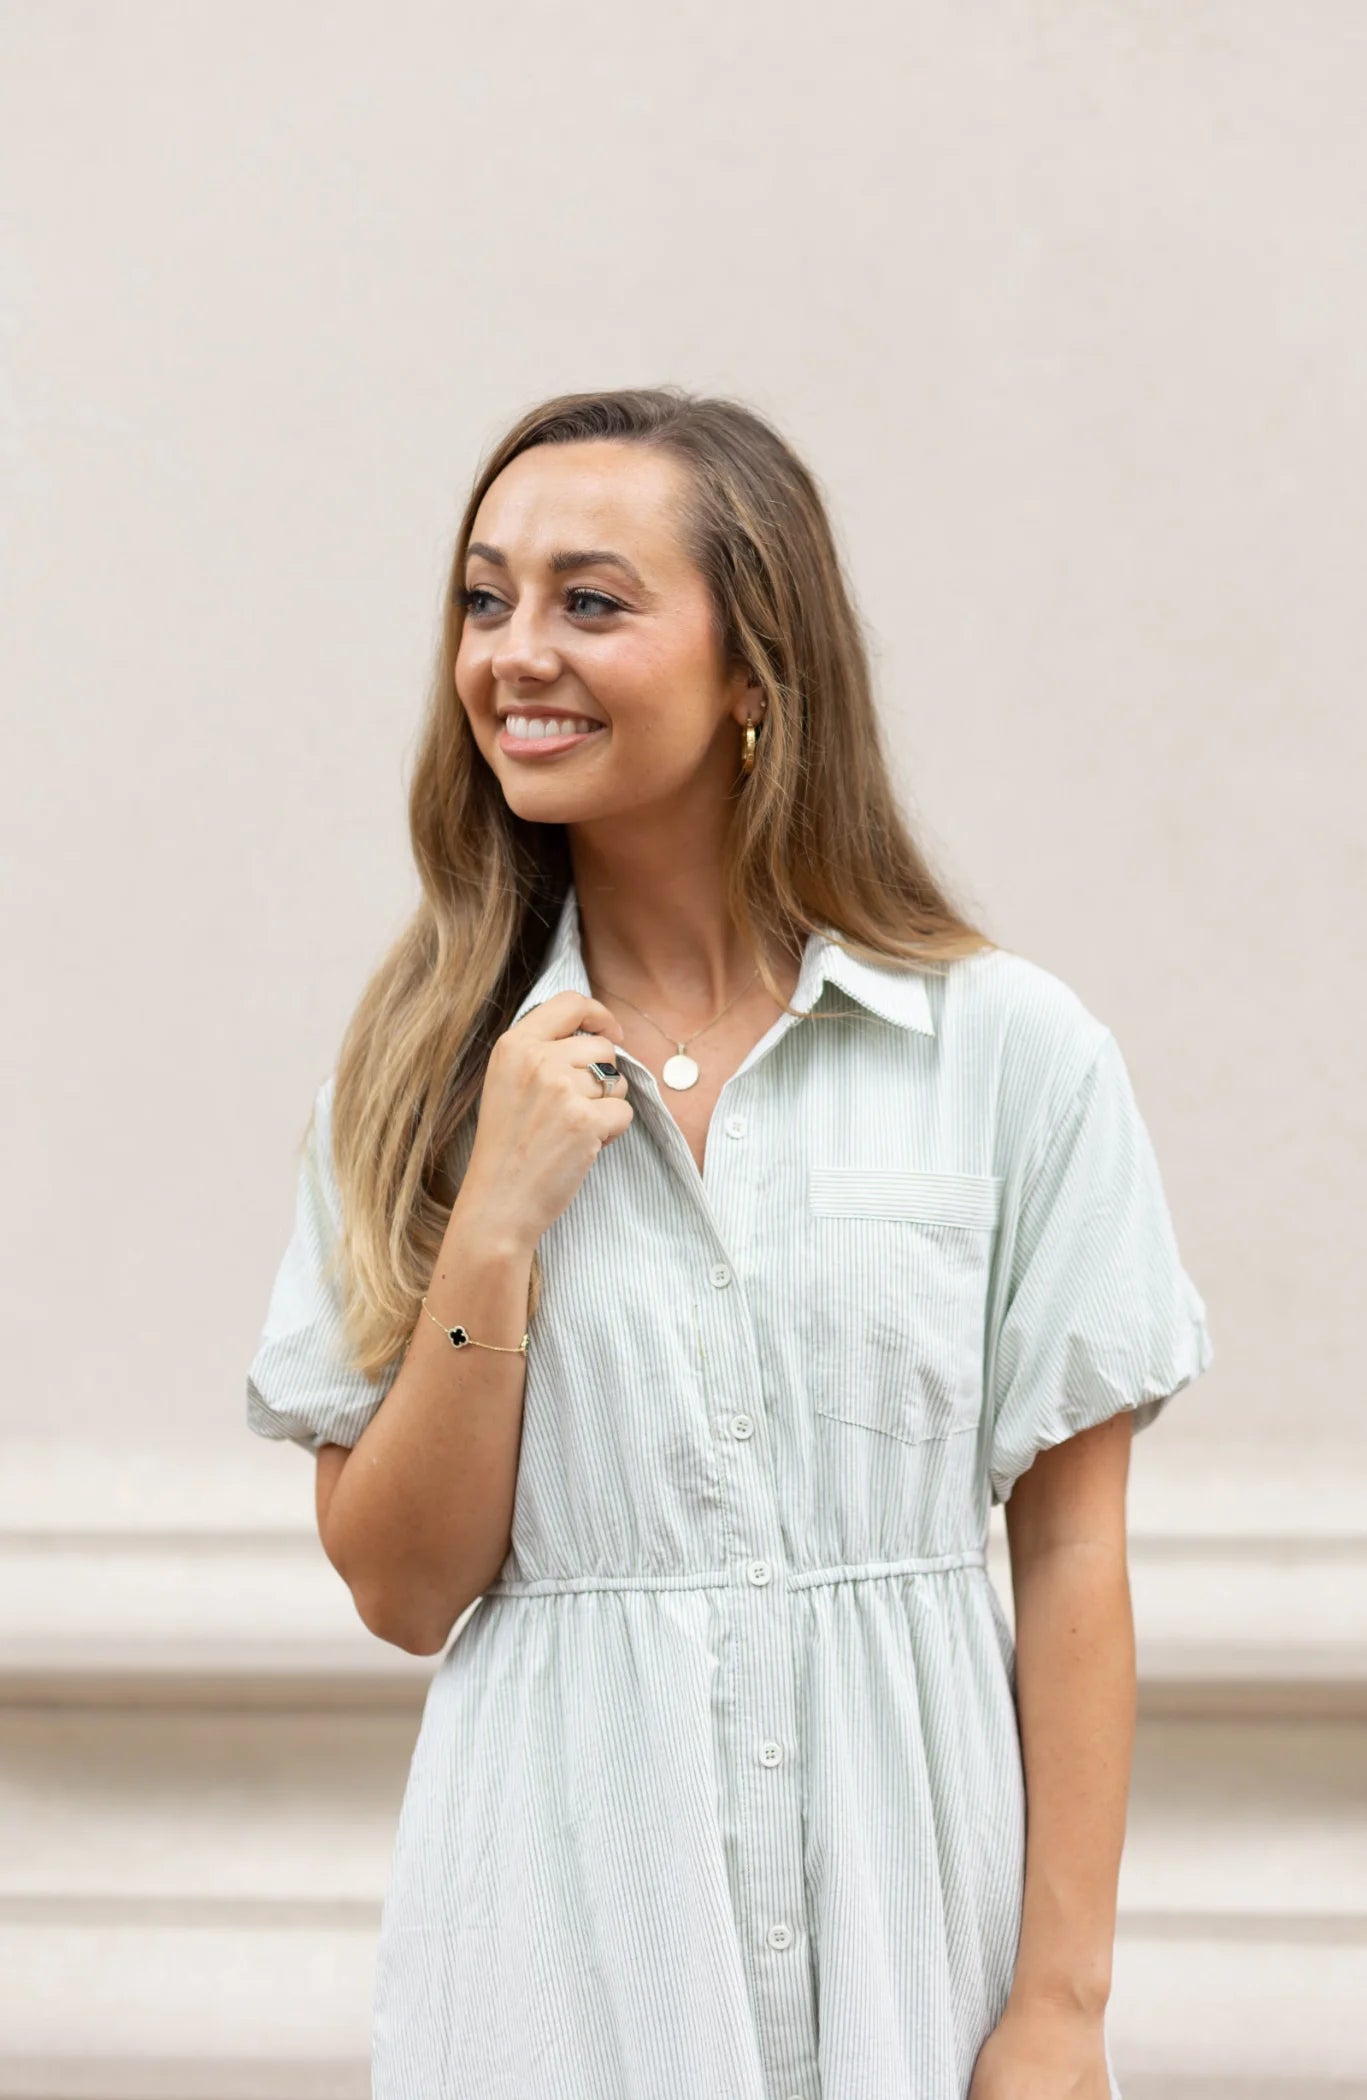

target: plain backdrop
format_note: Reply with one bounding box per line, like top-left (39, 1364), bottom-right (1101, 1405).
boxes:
top-left (2, 0), bottom-right (1361, 1487)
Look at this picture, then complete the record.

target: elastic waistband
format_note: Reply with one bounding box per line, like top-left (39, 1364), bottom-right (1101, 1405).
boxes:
top-left (483, 1547), bottom-right (987, 1599)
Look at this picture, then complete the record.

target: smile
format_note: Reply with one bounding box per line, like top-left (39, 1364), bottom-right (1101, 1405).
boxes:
top-left (498, 716), bottom-right (607, 757)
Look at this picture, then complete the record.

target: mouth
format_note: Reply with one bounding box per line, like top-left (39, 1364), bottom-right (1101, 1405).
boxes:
top-left (496, 710), bottom-right (607, 759)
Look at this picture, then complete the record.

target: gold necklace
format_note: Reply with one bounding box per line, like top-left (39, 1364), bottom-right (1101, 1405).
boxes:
top-left (590, 966), bottom-right (761, 1091)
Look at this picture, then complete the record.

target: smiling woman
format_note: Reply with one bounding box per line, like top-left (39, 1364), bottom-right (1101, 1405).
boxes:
top-left (244, 384), bottom-right (1213, 2100)
top-left (452, 438), bottom-right (775, 832)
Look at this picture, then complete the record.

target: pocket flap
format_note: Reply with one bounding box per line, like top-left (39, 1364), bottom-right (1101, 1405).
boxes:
top-left (809, 1167), bottom-right (1002, 1229)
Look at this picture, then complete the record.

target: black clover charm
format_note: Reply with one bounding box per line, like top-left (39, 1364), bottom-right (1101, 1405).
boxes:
top-left (446, 1324), bottom-right (470, 1348)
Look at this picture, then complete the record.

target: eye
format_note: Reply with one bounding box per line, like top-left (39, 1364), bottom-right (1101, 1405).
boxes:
top-left (456, 585), bottom-right (623, 621)
top-left (565, 587), bottom-right (621, 618)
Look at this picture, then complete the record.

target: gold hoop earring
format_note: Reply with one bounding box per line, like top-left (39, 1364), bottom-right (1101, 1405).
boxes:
top-left (740, 717), bottom-right (760, 776)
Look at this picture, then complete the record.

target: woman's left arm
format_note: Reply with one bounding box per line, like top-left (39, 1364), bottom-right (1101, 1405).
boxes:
top-left (969, 1407), bottom-right (1137, 2099)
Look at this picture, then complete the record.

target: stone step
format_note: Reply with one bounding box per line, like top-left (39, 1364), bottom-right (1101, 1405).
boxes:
top-left (0, 1920), bottom-right (1360, 2099)
top-left (3, 1439), bottom-right (1364, 1717)
top-left (1, 1437), bottom-right (1363, 2092)
top-left (3, 1708), bottom-right (1363, 1922)
top-left (0, 1704), bottom-right (1363, 2094)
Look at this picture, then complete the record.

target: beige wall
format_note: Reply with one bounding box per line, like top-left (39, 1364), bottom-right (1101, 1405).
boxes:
top-left (3, 0), bottom-right (1361, 1473)
top-left (5, 10), bottom-right (1365, 2093)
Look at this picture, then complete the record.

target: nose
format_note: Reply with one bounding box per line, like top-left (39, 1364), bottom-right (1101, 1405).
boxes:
top-left (492, 645), bottom-right (561, 692)
top-left (490, 609), bottom-right (562, 685)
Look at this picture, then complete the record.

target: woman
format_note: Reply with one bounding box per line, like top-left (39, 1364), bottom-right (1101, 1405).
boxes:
top-left (246, 386), bottom-right (1214, 2100)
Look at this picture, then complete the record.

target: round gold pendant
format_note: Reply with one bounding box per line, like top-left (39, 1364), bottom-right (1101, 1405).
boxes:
top-left (662, 1052), bottom-right (700, 1090)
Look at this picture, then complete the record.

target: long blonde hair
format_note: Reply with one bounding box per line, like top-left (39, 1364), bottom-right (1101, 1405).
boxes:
top-left (319, 385), bottom-right (996, 1379)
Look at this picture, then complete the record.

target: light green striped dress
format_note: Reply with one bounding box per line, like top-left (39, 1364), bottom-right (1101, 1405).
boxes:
top-left (247, 882), bottom-right (1213, 2100)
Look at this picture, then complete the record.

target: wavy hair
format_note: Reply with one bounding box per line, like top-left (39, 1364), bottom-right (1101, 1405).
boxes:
top-left (317, 385), bottom-right (996, 1380)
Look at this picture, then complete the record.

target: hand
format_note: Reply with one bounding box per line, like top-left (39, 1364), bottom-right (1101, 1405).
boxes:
top-left (460, 991), bottom-right (633, 1250)
top-left (968, 1998), bottom-right (1111, 2100)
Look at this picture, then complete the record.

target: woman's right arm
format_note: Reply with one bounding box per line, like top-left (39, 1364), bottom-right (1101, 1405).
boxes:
top-left (316, 1200), bottom-right (537, 1653)
top-left (312, 989), bottom-right (630, 1654)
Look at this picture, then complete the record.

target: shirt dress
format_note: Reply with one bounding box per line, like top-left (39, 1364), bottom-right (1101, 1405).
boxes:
top-left (246, 881), bottom-right (1215, 2100)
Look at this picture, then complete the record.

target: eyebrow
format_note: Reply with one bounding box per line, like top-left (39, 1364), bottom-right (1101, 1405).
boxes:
top-left (465, 542), bottom-right (649, 592)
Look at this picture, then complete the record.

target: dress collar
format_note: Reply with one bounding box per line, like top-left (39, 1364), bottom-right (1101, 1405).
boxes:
top-left (510, 884), bottom-right (935, 1036)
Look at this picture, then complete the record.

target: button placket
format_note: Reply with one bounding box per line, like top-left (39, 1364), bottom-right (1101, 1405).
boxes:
top-left (615, 1050), bottom-right (752, 1277)
top-left (703, 1081), bottom-right (757, 1317)
top-left (689, 1118), bottom-right (816, 2095)
top-left (680, 1100), bottom-right (814, 2100)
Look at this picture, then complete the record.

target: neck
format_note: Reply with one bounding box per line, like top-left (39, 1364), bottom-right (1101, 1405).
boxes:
top-left (567, 842), bottom-right (797, 1027)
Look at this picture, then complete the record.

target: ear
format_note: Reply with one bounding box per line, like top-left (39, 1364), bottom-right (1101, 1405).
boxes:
top-left (727, 662), bottom-right (767, 725)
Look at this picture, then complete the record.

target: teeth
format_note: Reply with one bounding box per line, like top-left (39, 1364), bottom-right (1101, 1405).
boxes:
top-left (504, 715), bottom-right (601, 740)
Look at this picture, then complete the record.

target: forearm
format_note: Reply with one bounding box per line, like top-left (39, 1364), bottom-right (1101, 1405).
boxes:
top-left (1007, 1539), bottom-right (1136, 2015)
top-left (324, 1202), bottom-right (535, 1652)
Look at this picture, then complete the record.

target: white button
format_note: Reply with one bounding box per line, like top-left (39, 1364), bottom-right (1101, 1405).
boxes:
top-left (709, 1262), bottom-right (732, 1288)
top-left (759, 1740), bottom-right (784, 1766)
top-left (747, 1559), bottom-right (772, 1586)
top-left (724, 1114), bottom-right (747, 1138)
top-left (730, 1413), bottom-right (755, 1439)
top-left (767, 1921), bottom-right (794, 1950)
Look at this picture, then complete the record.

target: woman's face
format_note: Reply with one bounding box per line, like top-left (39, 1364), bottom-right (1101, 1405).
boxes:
top-left (455, 439), bottom-right (758, 825)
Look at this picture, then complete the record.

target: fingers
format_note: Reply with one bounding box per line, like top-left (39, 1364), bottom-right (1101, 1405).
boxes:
top-left (519, 989), bottom-right (623, 1043)
top-left (578, 1045), bottom-right (625, 1097)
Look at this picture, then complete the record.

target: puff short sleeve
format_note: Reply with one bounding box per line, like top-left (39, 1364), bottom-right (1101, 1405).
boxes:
top-left (245, 1075), bottom-right (402, 1456)
top-left (987, 1029), bottom-right (1214, 1507)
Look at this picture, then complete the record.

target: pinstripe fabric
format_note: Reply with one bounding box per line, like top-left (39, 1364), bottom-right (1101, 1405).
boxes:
top-left (246, 883), bottom-right (1214, 2100)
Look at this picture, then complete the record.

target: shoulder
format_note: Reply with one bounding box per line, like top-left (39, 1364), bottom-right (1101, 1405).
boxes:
top-left (932, 944), bottom-right (1113, 1165)
top-left (300, 1070), bottom-right (342, 1204)
top-left (312, 1068), bottom-right (338, 1136)
top-left (936, 943), bottom-right (1110, 1075)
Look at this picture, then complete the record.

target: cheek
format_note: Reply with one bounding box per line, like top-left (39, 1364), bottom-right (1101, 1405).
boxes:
top-left (593, 636), bottom-right (716, 736)
top-left (453, 634), bottom-right (489, 702)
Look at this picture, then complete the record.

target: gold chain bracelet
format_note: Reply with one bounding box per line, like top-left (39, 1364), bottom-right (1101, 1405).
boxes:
top-left (420, 1294), bottom-right (529, 1355)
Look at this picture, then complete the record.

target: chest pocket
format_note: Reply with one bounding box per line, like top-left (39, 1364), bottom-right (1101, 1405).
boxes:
top-left (807, 1166), bottom-right (1003, 1446)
